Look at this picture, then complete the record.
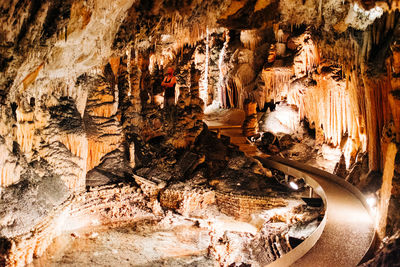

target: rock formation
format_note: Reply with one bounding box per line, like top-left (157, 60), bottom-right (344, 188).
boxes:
top-left (0, 0), bottom-right (400, 266)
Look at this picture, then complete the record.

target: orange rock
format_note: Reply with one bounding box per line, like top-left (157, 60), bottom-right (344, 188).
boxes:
top-left (22, 63), bottom-right (44, 90)
top-left (68, 1), bottom-right (92, 36)
top-left (109, 57), bottom-right (120, 78)
top-left (391, 44), bottom-right (400, 74)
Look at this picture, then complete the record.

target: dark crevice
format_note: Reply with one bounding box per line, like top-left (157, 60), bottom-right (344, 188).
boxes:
top-left (16, 0), bottom-right (43, 47)
top-left (40, 0), bottom-right (72, 43)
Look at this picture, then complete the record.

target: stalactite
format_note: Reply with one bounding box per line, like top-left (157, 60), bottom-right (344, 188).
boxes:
top-left (388, 44), bottom-right (400, 143)
top-left (60, 134), bottom-right (88, 164)
top-left (286, 68), bottom-right (365, 152)
top-left (292, 33), bottom-right (320, 77)
top-left (318, 0), bottom-right (323, 23)
top-left (58, 134), bottom-right (88, 190)
top-left (37, 139), bottom-right (86, 191)
top-left (86, 81), bottom-right (118, 117)
top-left (389, 93), bottom-right (400, 143)
top-left (22, 64), bottom-right (44, 90)
top-left (199, 28), bottom-right (210, 104)
top-left (240, 30), bottom-right (262, 51)
top-left (165, 11), bottom-right (210, 53)
top-left (16, 123), bottom-right (35, 154)
top-left (261, 68), bottom-right (292, 108)
top-left (126, 46), bottom-right (132, 97)
top-left (215, 33), bottom-right (228, 108)
top-left (347, 70), bottom-right (365, 149)
top-left (0, 144), bottom-right (22, 188)
top-left (86, 136), bottom-right (122, 171)
top-left (14, 108), bottom-right (36, 157)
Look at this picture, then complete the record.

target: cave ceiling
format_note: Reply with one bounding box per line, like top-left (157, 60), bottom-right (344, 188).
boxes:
top-left (1, 0), bottom-right (398, 102)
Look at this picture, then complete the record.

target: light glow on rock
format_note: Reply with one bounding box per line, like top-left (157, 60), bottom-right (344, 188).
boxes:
top-left (289, 181), bottom-right (299, 190)
top-left (366, 196), bottom-right (376, 208)
top-left (353, 3), bottom-right (383, 21)
top-left (345, 2), bottom-right (384, 30)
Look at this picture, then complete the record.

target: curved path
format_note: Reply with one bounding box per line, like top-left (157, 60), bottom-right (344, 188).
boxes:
top-left (209, 125), bottom-right (376, 267)
top-left (258, 156), bottom-right (376, 267)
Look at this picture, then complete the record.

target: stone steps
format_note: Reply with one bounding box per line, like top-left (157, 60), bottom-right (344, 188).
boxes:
top-left (208, 125), bottom-right (262, 157)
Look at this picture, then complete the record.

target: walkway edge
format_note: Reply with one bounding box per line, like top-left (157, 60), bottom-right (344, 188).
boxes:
top-left (256, 156), bottom-right (377, 266)
top-left (258, 157), bottom-right (328, 267)
top-left (259, 156), bottom-right (376, 215)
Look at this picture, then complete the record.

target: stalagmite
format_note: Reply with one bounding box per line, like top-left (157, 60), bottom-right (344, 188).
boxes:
top-left (242, 100), bottom-right (258, 137)
top-left (0, 143), bottom-right (22, 188)
top-left (85, 74), bottom-right (124, 172)
top-left (377, 142), bottom-right (398, 239)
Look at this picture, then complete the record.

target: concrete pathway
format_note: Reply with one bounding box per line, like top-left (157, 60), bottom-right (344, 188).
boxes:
top-left (293, 173), bottom-right (374, 267)
top-left (207, 125), bottom-right (376, 267)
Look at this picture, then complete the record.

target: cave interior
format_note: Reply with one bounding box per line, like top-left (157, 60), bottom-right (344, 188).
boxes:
top-left (0, 0), bottom-right (400, 266)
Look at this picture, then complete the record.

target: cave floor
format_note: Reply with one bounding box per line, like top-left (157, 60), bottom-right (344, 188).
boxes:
top-left (28, 112), bottom-right (365, 266)
top-left (29, 220), bottom-right (215, 267)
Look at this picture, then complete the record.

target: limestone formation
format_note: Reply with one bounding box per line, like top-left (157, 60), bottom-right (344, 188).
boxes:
top-left (0, 0), bottom-right (400, 266)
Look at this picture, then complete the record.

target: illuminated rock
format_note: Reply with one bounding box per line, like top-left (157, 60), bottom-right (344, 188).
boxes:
top-left (0, 0), bottom-right (399, 265)
top-left (0, 142), bottom-right (22, 188)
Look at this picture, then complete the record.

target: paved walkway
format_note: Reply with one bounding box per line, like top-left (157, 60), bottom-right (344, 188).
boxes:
top-left (293, 172), bottom-right (374, 267)
top-left (261, 156), bottom-right (376, 267)
top-left (207, 124), bottom-right (376, 267)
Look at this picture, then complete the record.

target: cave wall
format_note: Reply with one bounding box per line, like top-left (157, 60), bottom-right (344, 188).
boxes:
top-left (1, 0), bottom-right (400, 265)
